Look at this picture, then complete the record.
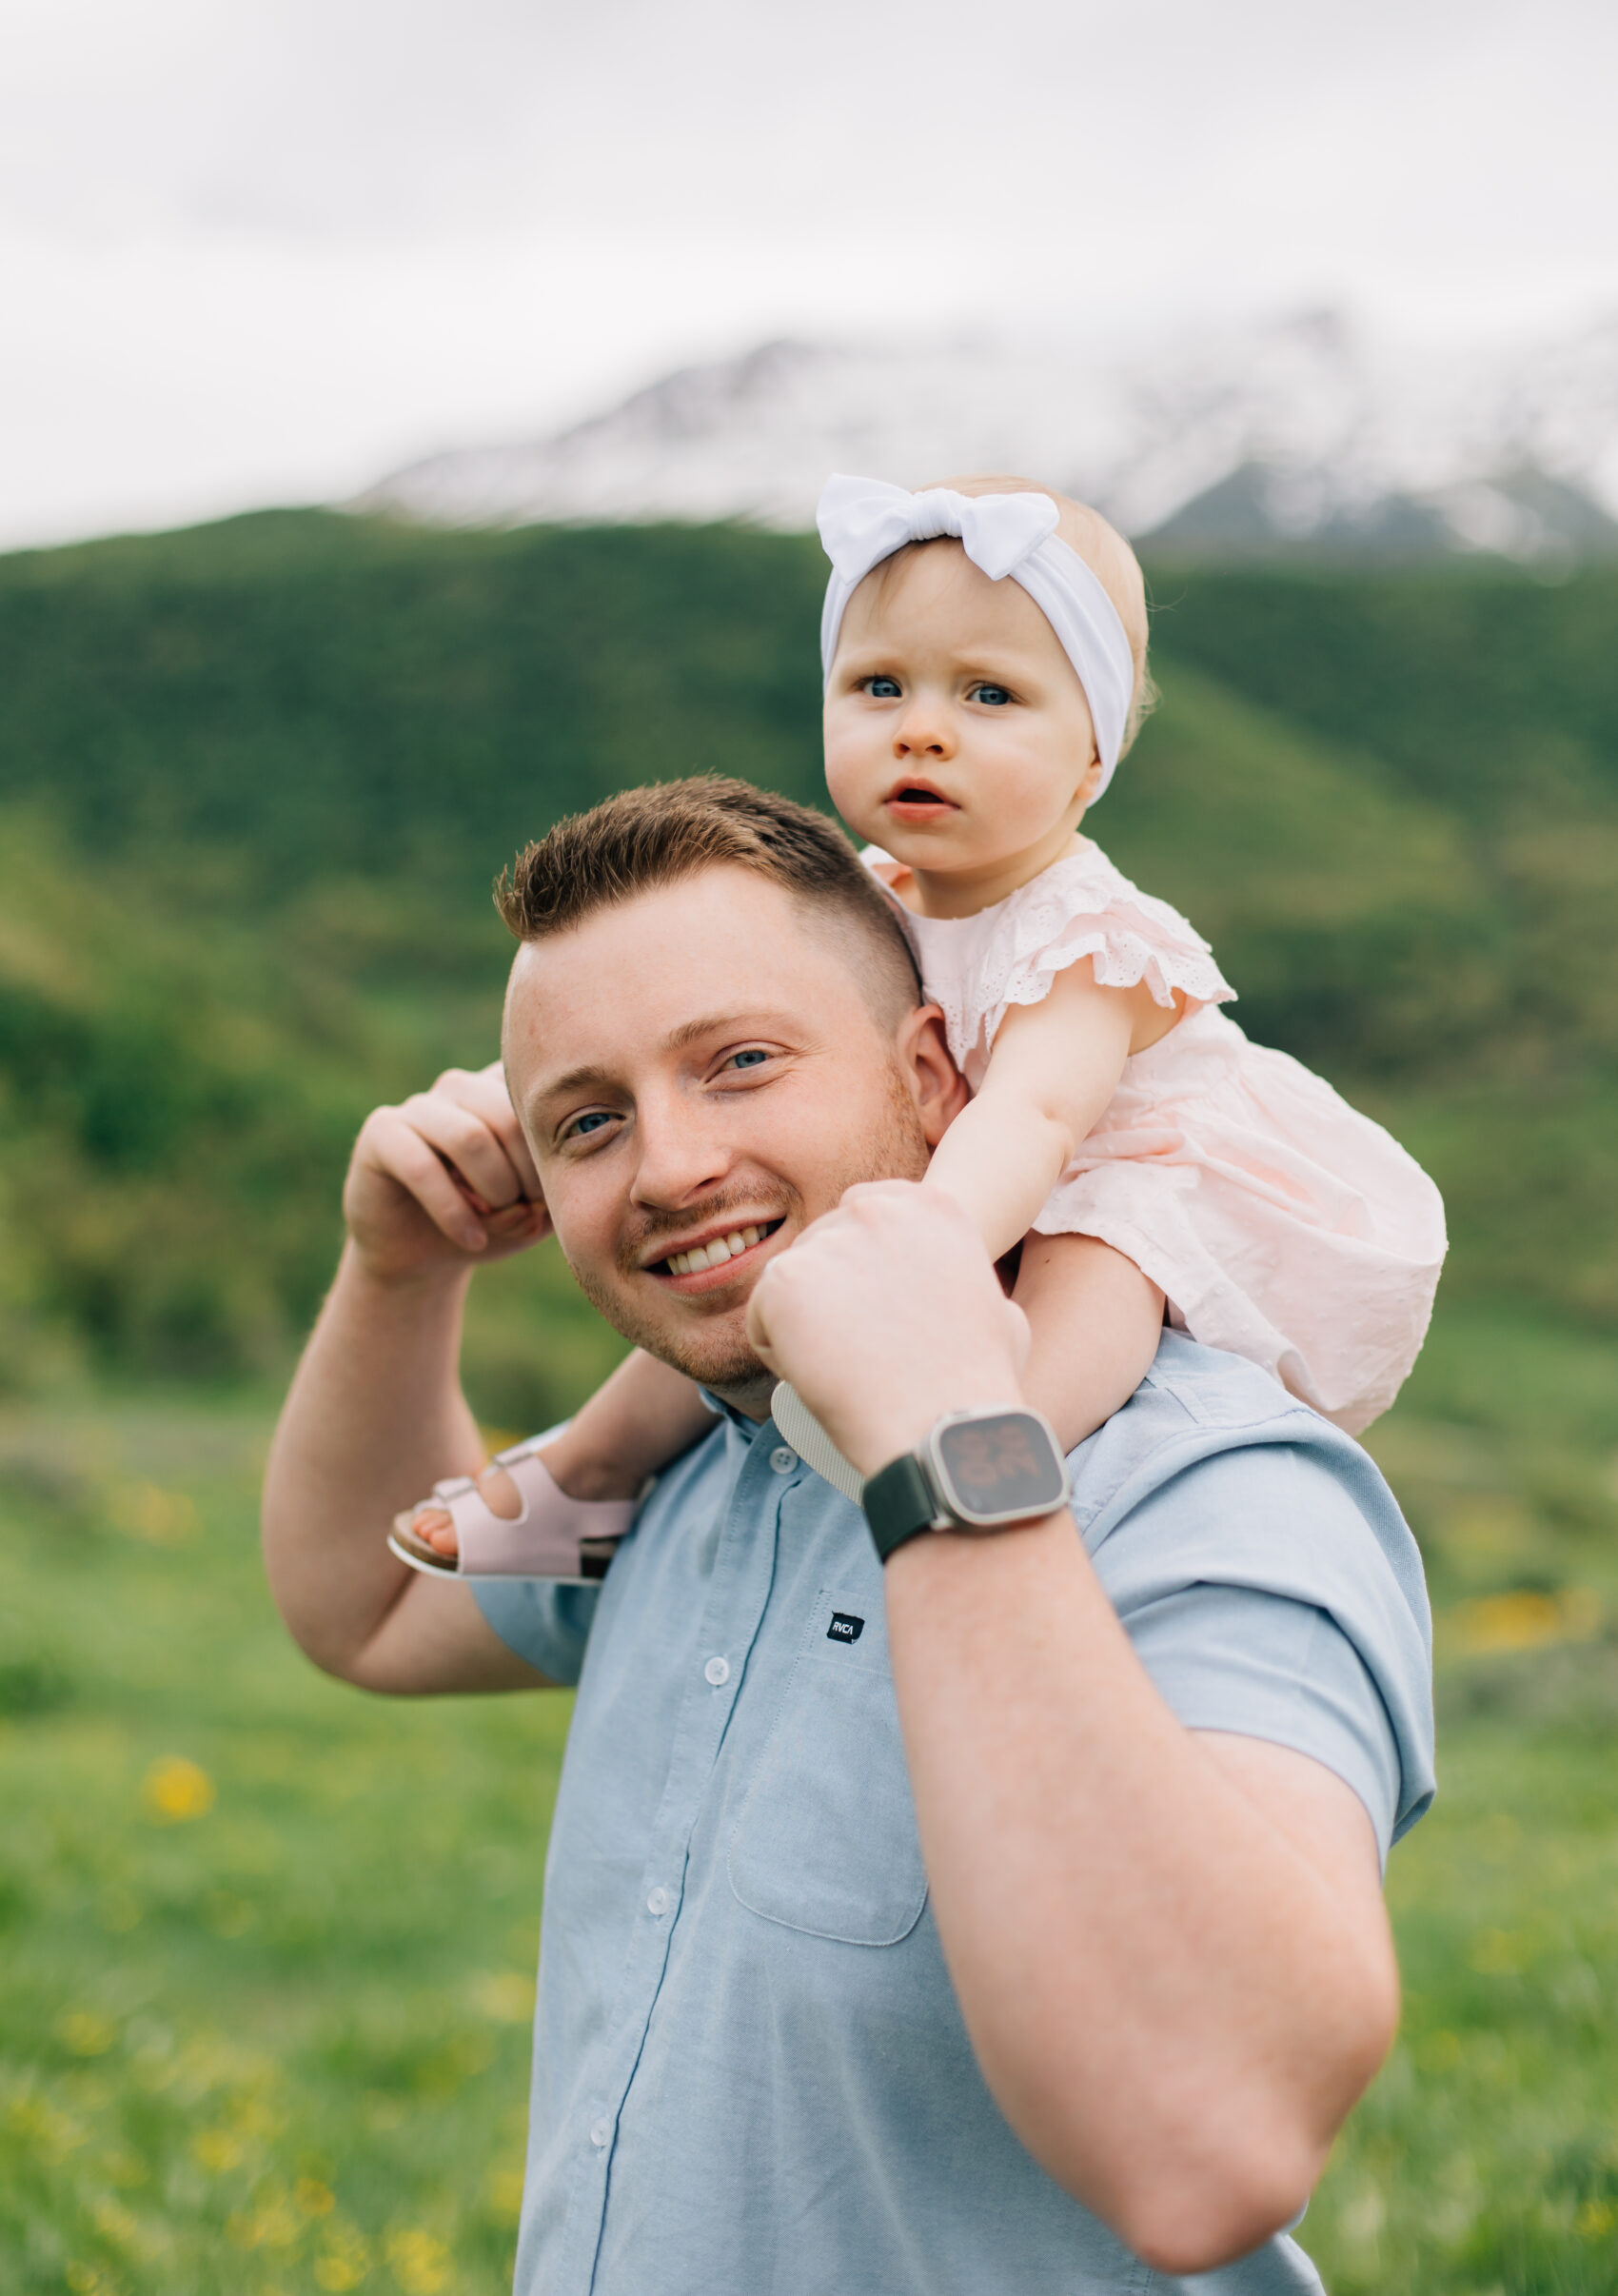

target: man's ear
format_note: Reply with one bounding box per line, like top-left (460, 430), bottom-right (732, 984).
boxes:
top-left (899, 1004), bottom-right (970, 1145)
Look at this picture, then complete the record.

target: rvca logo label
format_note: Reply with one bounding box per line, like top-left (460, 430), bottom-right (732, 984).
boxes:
top-left (827, 1612), bottom-right (865, 1644)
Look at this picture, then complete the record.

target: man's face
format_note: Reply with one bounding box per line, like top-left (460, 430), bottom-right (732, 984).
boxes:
top-left (503, 867), bottom-right (960, 1411)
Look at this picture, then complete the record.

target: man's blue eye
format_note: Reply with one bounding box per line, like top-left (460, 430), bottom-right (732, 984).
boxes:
top-left (974, 684), bottom-right (1011, 706)
top-left (730, 1049), bottom-right (768, 1070)
top-left (867, 676), bottom-right (901, 699)
top-left (571, 1112), bottom-right (612, 1136)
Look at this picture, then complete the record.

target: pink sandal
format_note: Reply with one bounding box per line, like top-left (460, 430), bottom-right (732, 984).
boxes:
top-left (387, 1434), bottom-right (641, 1583)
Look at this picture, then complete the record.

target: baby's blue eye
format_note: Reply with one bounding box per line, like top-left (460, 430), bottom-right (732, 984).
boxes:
top-left (866, 676), bottom-right (902, 699)
top-left (974, 683), bottom-right (1012, 706)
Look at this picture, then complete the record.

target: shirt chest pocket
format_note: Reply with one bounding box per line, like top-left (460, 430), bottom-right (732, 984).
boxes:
top-left (727, 1586), bottom-right (930, 1948)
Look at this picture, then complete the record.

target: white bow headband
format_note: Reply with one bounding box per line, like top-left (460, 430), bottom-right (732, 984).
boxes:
top-left (817, 473), bottom-right (1135, 800)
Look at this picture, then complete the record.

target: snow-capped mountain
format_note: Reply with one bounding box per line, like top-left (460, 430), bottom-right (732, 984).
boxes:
top-left (357, 309), bottom-right (1618, 560)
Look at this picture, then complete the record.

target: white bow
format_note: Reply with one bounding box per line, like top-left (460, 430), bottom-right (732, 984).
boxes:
top-left (816, 472), bottom-right (1135, 798)
top-left (818, 473), bottom-right (1059, 586)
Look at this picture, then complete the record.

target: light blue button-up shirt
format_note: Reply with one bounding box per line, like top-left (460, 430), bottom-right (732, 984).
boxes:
top-left (477, 1333), bottom-right (1434, 2296)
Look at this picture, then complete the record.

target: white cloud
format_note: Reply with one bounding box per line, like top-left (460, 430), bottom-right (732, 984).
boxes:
top-left (1, 0), bottom-right (1613, 546)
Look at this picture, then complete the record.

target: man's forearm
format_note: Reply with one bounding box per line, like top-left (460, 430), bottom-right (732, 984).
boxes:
top-left (262, 1243), bottom-right (483, 1676)
top-left (883, 1516), bottom-right (1395, 2273)
top-left (746, 1179), bottom-right (1398, 2269)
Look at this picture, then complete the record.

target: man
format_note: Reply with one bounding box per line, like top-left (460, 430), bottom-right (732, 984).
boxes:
top-left (264, 777), bottom-right (1433, 2295)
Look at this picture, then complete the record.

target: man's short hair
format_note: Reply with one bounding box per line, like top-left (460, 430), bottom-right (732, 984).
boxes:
top-left (495, 777), bottom-right (922, 1026)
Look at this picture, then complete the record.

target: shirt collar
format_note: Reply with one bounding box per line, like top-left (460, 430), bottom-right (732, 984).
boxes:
top-left (698, 1389), bottom-right (777, 1436)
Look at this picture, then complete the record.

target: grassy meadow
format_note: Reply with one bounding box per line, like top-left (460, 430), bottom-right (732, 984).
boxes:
top-left (0, 1390), bottom-right (560, 2296)
top-left (7, 1316), bottom-right (1618, 2295)
top-left (3, 512), bottom-right (1618, 2289)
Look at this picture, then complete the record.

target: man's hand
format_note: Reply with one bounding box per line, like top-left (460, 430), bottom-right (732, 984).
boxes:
top-left (344, 1060), bottom-right (550, 1286)
top-left (264, 1057), bottom-right (554, 1695)
top-left (745, 1181), bottom-right (1031, 1477)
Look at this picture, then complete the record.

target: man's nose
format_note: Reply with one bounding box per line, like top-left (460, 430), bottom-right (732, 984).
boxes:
top-left (628, 1083), bottom-right (733, 1211)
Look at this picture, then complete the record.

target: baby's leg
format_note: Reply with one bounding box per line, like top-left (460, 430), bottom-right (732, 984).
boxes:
top-left (403, 1349), bottom-right (715, 1557)
top-left (1012, 1233), bottom-right (1165, 1455)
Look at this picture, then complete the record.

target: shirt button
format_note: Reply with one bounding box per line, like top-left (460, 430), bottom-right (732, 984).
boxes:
top-left (646, 1887), bottom-right (669, 1916)
top-left (589, 2118), bottom-right (611, 2148)
top-left (703, 1655), bottom-right (730, 1687)
top-left (770, 1445), bottom-right (798, 1474)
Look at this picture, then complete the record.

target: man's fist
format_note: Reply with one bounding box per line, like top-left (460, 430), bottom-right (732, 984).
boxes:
top-left (344, 1061), bottom-right (550, 1286)
top-left (745, 1181), bottom-right (1031, 1478)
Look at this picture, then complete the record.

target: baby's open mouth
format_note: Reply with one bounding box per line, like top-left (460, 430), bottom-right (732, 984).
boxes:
top-left (885, 782), bottom-right (959, 812)
top-left (654, 1217), bottom-right (784, 1278)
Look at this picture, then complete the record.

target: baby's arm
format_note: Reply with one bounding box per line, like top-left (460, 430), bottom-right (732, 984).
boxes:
top-left (1014, 1233), bottom-right (1165, 1455)
top-left (923, 964), bottom-right (1174, 1455)
top-left (923, 960), bottom-right (1164, 1261)
top-left (406, 1349), bottom-right (714, 1556)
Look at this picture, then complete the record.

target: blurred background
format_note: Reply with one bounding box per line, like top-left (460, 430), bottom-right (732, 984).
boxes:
top-left (3, 3), bottom-right (1618, 2290)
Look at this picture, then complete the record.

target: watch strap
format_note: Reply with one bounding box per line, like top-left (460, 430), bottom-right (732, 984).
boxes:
top-left (862, 1452), bottom-right (940, 1562)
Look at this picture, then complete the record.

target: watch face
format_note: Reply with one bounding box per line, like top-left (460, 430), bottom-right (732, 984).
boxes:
top-left (932, 1412), bottom-right (1068, 1525)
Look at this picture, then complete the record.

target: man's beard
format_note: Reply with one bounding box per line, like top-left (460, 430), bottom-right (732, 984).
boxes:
top-left (566, 1057), bottom-right (932, 1399)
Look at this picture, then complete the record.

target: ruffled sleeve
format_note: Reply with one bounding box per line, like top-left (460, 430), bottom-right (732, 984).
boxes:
top-left (992, 852), bottom-right (1234, 1033)
top-left (861, 844), bottom-right (1234, 1078)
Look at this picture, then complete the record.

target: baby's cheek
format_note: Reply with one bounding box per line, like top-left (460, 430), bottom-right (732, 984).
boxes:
top-left (822, 748), bottom-right (879, 834)
top-left (820, 732), bottom-right (854, 796)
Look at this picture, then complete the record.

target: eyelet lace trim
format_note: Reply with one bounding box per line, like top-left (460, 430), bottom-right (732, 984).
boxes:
top-left (865, 847), bottom-right (1234, 1067)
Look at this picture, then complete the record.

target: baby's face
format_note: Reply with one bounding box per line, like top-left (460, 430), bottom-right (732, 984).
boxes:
top-left (823, 542), bottom-right (1101, 887)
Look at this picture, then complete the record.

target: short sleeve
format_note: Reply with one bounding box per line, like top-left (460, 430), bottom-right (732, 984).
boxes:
top-left (473, 1579), bottom-right (602, 1687)
top-left (991, 854), bottom-right (1234, 1032)
top-left (859, 845), bottom-right (1236, 1079)
top-left (1076, 1376), bottom-right (1435, 1861)
top-left (1126, 1583), bottom-right (1405, 1856)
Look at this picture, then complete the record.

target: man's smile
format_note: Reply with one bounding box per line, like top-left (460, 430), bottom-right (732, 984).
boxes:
top-left (641, 1215), bottom-right (787, 1289)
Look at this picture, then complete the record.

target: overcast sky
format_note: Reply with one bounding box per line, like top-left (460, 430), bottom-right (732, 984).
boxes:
top-left (4, 0), bottom-right (1615, 548)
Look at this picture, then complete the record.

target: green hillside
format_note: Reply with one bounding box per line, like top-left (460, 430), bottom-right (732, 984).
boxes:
top-left (0, 513), bottom-right (828, 903)
top-left (1, 510), bottom-right (1615, 1391)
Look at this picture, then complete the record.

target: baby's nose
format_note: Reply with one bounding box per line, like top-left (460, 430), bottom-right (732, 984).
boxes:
top-left (895, 707), bottom-right (952, 756)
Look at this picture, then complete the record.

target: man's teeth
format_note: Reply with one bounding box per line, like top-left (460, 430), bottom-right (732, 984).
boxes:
top-left (665, 1226), bottom-right (763, 1277)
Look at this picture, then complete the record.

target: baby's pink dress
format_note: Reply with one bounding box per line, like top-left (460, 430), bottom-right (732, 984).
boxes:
top-left (866, 843), bottom-right (1447, 1435)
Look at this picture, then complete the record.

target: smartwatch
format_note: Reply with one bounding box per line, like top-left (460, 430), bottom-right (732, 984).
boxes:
top-left (862, 1406), bottom-right (1071, 1563)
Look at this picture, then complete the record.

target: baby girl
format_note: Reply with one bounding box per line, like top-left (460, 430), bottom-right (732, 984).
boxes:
top-left (390, 473), bottom-right (1447, 1577)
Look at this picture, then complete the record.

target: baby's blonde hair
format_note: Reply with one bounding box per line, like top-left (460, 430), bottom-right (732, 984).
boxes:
top-left (890, 474), bottom-right (1155, 760)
